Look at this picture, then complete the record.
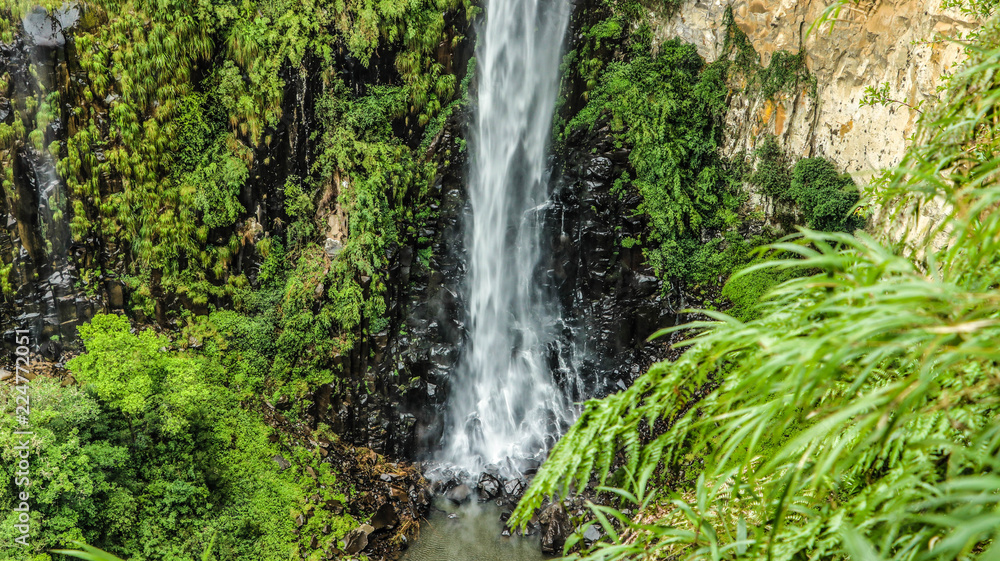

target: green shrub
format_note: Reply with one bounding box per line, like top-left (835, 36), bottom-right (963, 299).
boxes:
top-left (567, 34), bottom-right (743, 281)
top-left (788, 157), bottom-right (862, 232)
top-left (0, 312), bottom-right (365, 560)
top-left (747, 135), bottom-right (791, 199)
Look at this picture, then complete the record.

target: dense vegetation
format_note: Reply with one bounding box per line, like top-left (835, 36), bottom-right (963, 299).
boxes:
top-left (0, 314), bottom-right (361, 560)
top-left (1, 0), bottom-right (470, 557)
top-left (0, 0), bottom-right (476, 402)
top-left (515, 6), bottom-right (1000, 561)
top-left (558, 0), bottom-right (853, 304)
top-left (0, 0), bottom-right (467, 333)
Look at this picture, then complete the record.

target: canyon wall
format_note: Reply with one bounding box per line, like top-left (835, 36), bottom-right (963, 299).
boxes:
top-left (658, 0), bottom-right (976, 179)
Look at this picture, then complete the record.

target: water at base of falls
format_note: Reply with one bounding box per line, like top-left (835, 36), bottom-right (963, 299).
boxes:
top-left (401, 500), bottom-right (548, 561)
top-left (439, 0), bottom-right (578, 477)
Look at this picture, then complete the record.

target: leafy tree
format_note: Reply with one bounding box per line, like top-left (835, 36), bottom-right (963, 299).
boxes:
top-left (568, 39), bottom-right (728, 250)
top-left (68, 314), bottom-right (212, 436)
top-left (787, 157), bottom-right (861, 233)
top-left (747, 135), bottom-right (790, 200)
top-left (0, 312), bottom-right (366, 560)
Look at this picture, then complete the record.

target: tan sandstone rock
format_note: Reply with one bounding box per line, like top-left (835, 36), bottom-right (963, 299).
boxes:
top-left (655, 0), bottom-right (976, 179)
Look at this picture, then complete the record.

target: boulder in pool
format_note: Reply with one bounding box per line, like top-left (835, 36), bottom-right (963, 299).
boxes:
top-left (445, 483), bottom-right (472, 504)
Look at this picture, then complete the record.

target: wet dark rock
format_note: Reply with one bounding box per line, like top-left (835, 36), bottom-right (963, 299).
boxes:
top-left (390, 486), bottom-right (409, 501)
top-left (503, 478), bottom-right (525, 498)
top-left (325, 499), bottom-right (344, 514)
top-left (22, 6), bottom-right (70, 47)
top-left (538, 503), bottom-right (572, 555)
top-left (343, 524), bottom-right (374, 555)
top-left (585, 156), bottom-right (612, 179)
top-left (276, 395), bottom-right (292, 411)
top-left (371, 502), bottom-right (399, 530)
top-left (301, 110), bottom-right (470, 459)
top-left (445, 484), bottom-right (472, 504)
top-left (478, 472), bottom-right (502, 500)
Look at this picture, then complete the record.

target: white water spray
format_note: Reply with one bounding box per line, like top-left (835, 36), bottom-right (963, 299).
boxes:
top-left (442, 0), bottom-right (577, 474)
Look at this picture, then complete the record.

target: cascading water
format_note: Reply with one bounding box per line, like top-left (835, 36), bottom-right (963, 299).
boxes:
top-left (441, 0), bottom-right (577, 475)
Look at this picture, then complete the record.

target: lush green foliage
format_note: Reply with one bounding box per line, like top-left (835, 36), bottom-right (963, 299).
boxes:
top-left (746, 135), bottom-right (789, 200)
top-left (515, 17), bottom-right (1000, 561)
top-left (561, 2), bottom-right (830, 289)
top-left (748, 136), bottom-right (862, 233)
top-left (0, 314), bottom-right (361, 560)
top-left (719, 253), bottom-right (800, 322)
top-left (69, 314), bottom-right (212, 432)
top-left (563, 13), bottom-right (751, 282)
top-left (1, 0), bottom-right (466, 318)
top-left (309, 80), bottom-right (443, 339)
top-left (568, 40), bottom-right (728, 248)
top-left (787, 157), bottom-right (862, 233)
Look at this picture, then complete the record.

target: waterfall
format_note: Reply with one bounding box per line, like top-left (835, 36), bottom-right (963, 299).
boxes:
top-left (442, 0), bottom-right (576, 475)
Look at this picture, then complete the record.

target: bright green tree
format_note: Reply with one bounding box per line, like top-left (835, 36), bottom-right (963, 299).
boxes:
top-left (68, 314), bottom-right (212, 436)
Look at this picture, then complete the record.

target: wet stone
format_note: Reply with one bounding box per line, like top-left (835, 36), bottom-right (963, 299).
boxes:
top-left (586, 156), bottom-right (613, 180)
top-left (371, 502), bottom-right (399, 530)
top-left (445, 484), bottom-right (472, 504)
top-left (325, 499), bottom-right (344, 514)
top-left (272, 455), bottom-right (291, 470)
top-left (503, 478), bottom-right (525, 498)
top-left (583, 524), bottom-right (603, 543)
top-left (22, 7), bottom-right (65, 47)
top-left (324, 237), bottom-right (343, 258)
top-left (342, 524), bottom-right (374, 555)
top-left (538, 503), bottom-right (571, 555)
top-left (477, 473), bottom-right (502, 501)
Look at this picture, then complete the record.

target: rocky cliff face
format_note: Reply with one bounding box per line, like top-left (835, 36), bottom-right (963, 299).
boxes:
top-left (0, 4), bottom-right (479, 459)
top-left (0, 5), bottom-right (331, 353)
top-left (345, 113), bottom-right (678, 460)
top-left (324, 111), bottom-right (470, 458)
top-left (0, 7), bottom-right (99, 358)
top-left (658, 0), bottom-right (975, 178)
